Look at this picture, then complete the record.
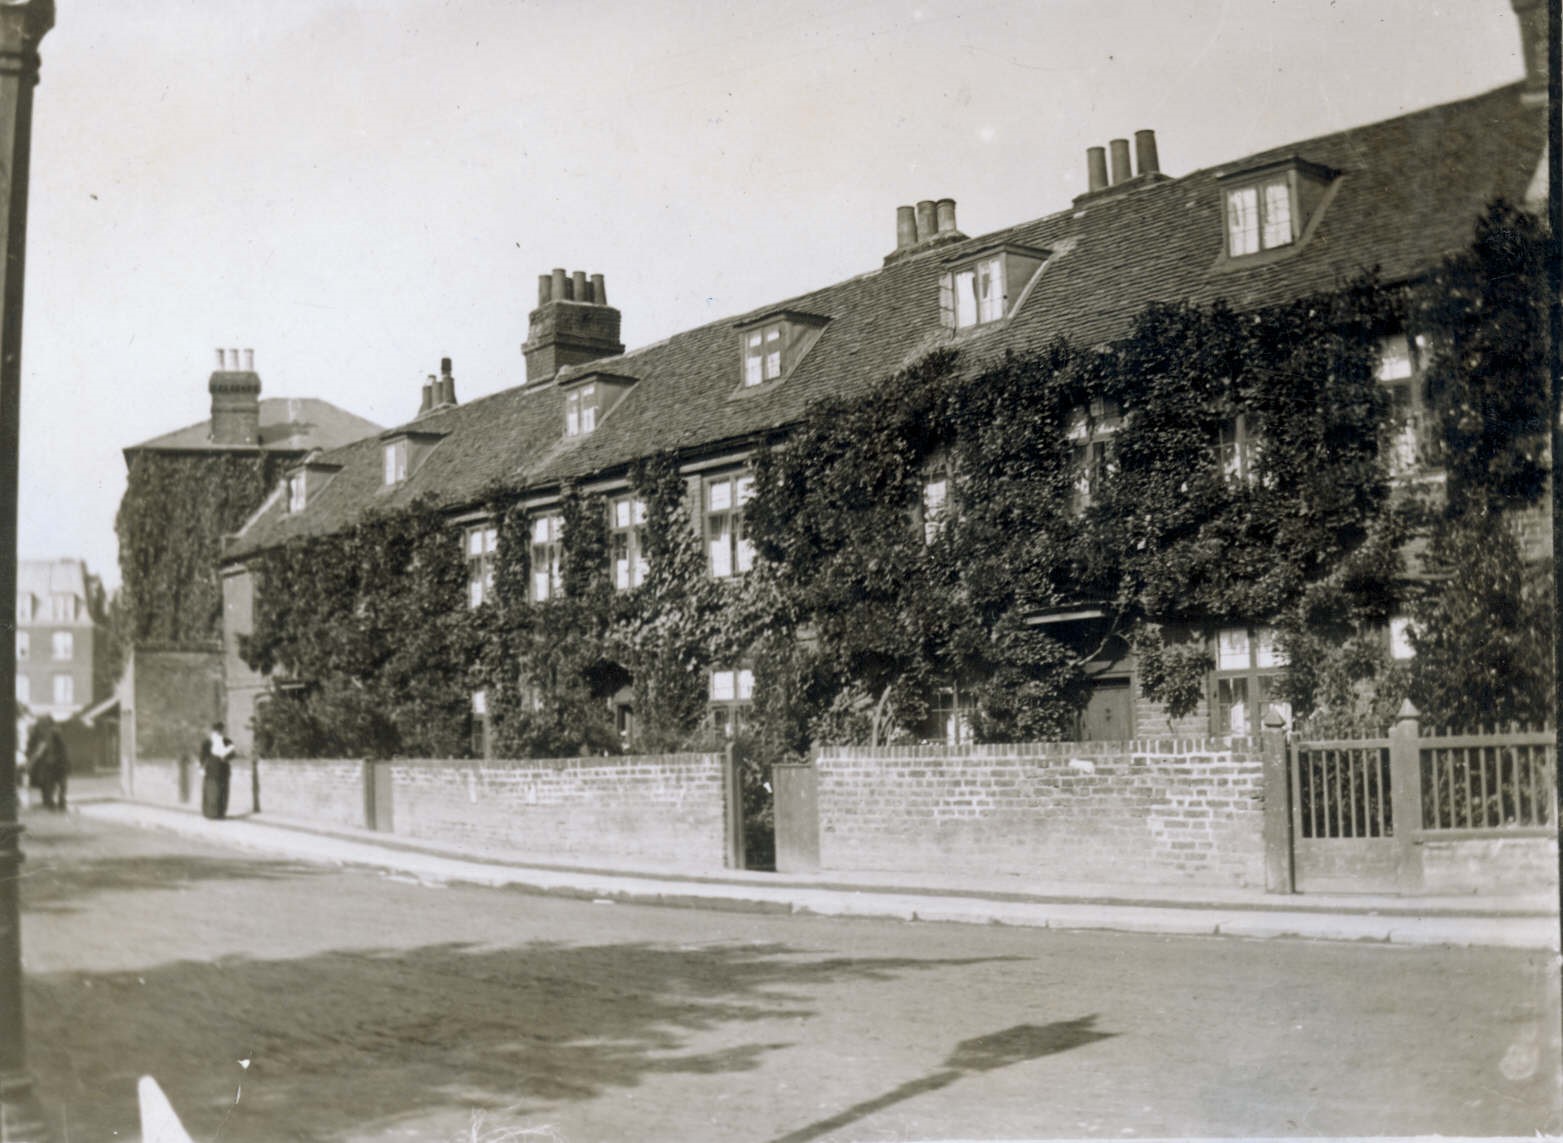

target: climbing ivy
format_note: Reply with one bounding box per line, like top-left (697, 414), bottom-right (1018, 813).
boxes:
top-left (117, 451), bottom-right (291, 645)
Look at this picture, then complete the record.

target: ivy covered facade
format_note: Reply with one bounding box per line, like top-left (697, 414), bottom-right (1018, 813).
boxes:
top-left (219, 74), bottom-right (1552, 762)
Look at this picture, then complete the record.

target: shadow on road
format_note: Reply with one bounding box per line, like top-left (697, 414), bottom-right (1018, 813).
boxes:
top-left (767, 1016), bottom-right (1117, 1143)
top-left (19, 853), bottom-right (330, 914)
top-left (26, 937), bottom-right (1024, 1140)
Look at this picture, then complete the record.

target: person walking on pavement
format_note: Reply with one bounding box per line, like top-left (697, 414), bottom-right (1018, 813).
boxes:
top-left (201, 722), bottom-right (237, 820)
top-left (27, 715), bottom-right (69, 811)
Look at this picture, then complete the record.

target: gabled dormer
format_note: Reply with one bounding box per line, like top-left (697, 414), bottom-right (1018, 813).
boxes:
top-left (1214, 155), bottom-right (1339, 267)
top-left (379, 427), bottom-right (446, 489)
top-left (938, 242), bottom-right (1049, 332)
top-left (733, 310), bottom-right (829, 391)
top-left (284, 452), bottom-right (344, 514)
top-left (560, 369), bottom-right (637, 437)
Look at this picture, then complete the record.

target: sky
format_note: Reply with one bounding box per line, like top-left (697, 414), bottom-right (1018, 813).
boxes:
top-left (15, 0), bottom-right (1530, 588)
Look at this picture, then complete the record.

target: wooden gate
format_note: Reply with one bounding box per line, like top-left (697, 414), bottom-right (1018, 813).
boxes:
top-left (1289, 712), bottom-right (1557, 894)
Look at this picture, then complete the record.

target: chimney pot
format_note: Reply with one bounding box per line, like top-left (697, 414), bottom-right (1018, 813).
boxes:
top-left (572, 270), bottom-right (588, 303)
top-left (914, 200), bottom-right (936, 241)
top-left (440, 356), bottom-right (452, 377)
top-left (214, 348), bottom-right (225, 370)
top-left (537, 274), bottom-right (552, 307)
top-left (1108, 139), bottom-right (1131, 186)
top-left (1511, 0), bottom-right (1547, 97)
top-left (1134, 129), bottom-right (1160, 177)
top-left (590, 273), bottom-right (607, 306)
top-left (551, 267), bottom-right (568, 301)
top-left (242, 348), bottom-right (254, 371)
top-left (895, 205), bottom-right (917, 250)
top-left (420, 377), bottom-right (433, 414)
top-left (1087, 146), bottom-right (1108, 193)
top-left (935, 198), bottom-right (957, 234)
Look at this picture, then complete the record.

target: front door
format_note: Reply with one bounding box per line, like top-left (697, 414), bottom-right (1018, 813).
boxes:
top-left (1080, 678), bottom-right (1132, 741)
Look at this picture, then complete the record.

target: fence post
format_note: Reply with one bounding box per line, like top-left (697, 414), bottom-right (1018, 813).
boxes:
top-left (722, 742), bottom-right (746, 870)
top-left (1390, 699), bottom-right (1424, 893)
top-left (1261, 713), bottom-right (1294, 893)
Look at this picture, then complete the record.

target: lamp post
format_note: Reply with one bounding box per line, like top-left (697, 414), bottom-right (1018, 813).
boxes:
top-left (0, 1), bottom-right (54, 1138)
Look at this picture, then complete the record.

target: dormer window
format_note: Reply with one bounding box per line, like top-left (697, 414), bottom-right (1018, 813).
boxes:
top-left (383, 440), bottom-right (407, 486)
top-left (733, 311), bottom-right (828, 390)
top-left (566, 383), bottom-right (598, 437)
top-left (939, 243), bottom-right (1048, 331)
top-left (1217, 157), bottom-right (1337, 264)
top-left (287, 474), bottom-right (307, 513)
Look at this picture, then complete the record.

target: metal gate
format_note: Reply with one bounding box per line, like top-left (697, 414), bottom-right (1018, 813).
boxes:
top-left (1289, 735), bottom-right (1400, 892)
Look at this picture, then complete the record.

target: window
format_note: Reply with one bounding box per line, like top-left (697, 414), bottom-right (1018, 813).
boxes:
top-left (1388, 615), bottom-right (1416, 661)
top-left (1378, 333), bottom-right (1432, 476)
top-left (530, 515), bottom-right (563, 601)
top-left (470, 690), bottom-right (490, 758)
top-left (709, 666), bottom-right (754, 738)
top-left (1213, 415), bottom-right (1263, 486)
top-left (15, 676), bottom-right (27, 705)
top-left (466, 524), bottom-right (498, 608)
top-left (51, 594), bottom-right (75, 622)
top-left (1212, 626), bottom-right (1290, 735)
top-left (1225, 177), bottom-right (1295, 256)
top-left (610, 495), bottom-right (648, 590)
top-left (15, 593), bottom-right (31, 623)
top-left (565, 383), bottom-right (599, 437)
top-left (939, 244), bottom-right (1047, 332)
top-left (51, 631), bottom-right (72, 660)
top-left (1068, 398), bottom-right (1123, 513)
top-left (706, 474), bottom-right (754, 578)
top-left (953, 255), bottom-right (1005, 329)
top-left (52, 674), bottom-right (73, 707)
top-left (922, 477), bottom-right (949, 544)
top-left (15, 632), bottom-right (27, 661)
top-left (383, 440), bottom-right (407, 486)
top-left (288, 473), bottom-right (307, 513)
top-left (743, 323), bottom-right (784, 387)
top-left (928, 683), bottom-right (975, 746)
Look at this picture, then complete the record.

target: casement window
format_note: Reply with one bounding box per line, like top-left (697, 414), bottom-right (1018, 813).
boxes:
top-left (565, 383), bottom-right (599, 437)
top-left (610, 495), bottom-right (648, 590)
top-left (709, 666), bottom-right (754, 738)
top-left (15, 632), bottom-right (27, 661)
top-left (927, 683), bottom-right (975, 746)
top-left (939, 244), bottom-right (1047, 332)
top-left (52, 674), bottom-right (73, 707)
top-left (705, 474), bottom-right (755, 578)
top-left (1377, 333), bottom-right (1433, 476)
top-left (529, 515), bottom-right (563, 602)
top-left (1213, 415), bottom-right (1262, 486)
top-left (14, 675), bottom-right (27, 705)
top-left (1225, 177), bottom-right (1295, 256)
top-left (51, 632), bottom-right (72, 661)
top-left (465, 525), bottom-right (498, 608)
top-left (743, 322), bottom-right (784, 387)
top-left (383, 440), bottom-right (408, 486)
top-left (470, 689), bottom-right (490, 759)
top-left (1211, 626), bottom-right (1290, 735)
top-left (1067, 398), bottom-right (1123, 513)
top-left (1388, 615), bottom-right (1416, 661)
top-left (288, 474), bottom-right (307, 513)
top-left (922, 477), bottom-right (950, 544)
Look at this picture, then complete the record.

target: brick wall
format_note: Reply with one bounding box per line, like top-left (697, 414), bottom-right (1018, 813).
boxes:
top-left (390, 753), bottom-right (727, 872)
top-left (259, 758), bottom-right (365, 829)
top-left (129, 756), bottom-right (256, 816)
top-left (815, 738), bottom-right (1269, 888)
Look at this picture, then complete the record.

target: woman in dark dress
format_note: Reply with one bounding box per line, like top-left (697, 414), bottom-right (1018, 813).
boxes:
top-left (201, 723), bottom-right (236, 820)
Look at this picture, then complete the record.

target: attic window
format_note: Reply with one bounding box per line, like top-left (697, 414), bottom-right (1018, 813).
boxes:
top-left (566, 383), bottom-right (598, 437)
top-left (733, 311), bottom-right (828, 389)
top-left (383, 440), bottom-right (407, 486)
top-left (1216, 157), bottom-right (1337, 263)
top-left (939, 244), bottom-right (1047, 331)
top-left (287, 473), bottom-right (307, 513)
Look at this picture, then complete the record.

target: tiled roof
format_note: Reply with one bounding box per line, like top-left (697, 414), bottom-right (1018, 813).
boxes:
top-left (226, 82), bottom-right (1546, 561)
top-left (125, 397), bottom-right (382, 455)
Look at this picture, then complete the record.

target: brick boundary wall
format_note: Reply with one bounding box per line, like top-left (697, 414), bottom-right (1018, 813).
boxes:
top-left (389, 754), bottom-right (728, 872)
top-left (259, 758), bottom-right (365, 830)
top-left (814, 738), bottom-right (1268, 888)
top-left (128, 757), bottom-right (257, 816)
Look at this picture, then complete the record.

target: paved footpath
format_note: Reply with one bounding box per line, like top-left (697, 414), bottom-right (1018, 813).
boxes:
top-left (76, 793), bottom-right (1561, 950)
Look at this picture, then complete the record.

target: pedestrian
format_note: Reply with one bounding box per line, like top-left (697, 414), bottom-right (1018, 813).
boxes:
top-left (201, 722), bottom-right (236, 820)
top-left (27, 716), bottom-right (68, 811)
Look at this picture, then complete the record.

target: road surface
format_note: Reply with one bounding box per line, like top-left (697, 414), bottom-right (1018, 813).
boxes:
top-left (15, 807), bottom-right (1562, 1141)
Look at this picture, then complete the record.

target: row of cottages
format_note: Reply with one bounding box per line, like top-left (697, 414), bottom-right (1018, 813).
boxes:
top-left (216, 65), bottom-right (1549, 764)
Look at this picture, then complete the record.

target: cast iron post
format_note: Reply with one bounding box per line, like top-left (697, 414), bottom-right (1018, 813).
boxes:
top-left (0, 1), bottom-right (54, 1138)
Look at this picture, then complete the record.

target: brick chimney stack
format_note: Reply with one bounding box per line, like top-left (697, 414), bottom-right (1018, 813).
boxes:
top-left (1510, 0), bottom-right (1547, 104)
top-left (521, 268), bottom-right (624, 387)
top-left (208, 346), bottom-right (261, 446)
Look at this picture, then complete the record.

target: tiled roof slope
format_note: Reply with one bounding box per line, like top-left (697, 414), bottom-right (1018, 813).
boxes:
top-left (126, 398), bottom-right (382, 455)
top-left (227, 82), bottom-right (1545, 561)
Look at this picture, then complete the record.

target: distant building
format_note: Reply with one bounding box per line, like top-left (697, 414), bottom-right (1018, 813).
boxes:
top-left (116, 349), bottom-right (380, 780)
top-left (14, 557), bottom-right (107, 721)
